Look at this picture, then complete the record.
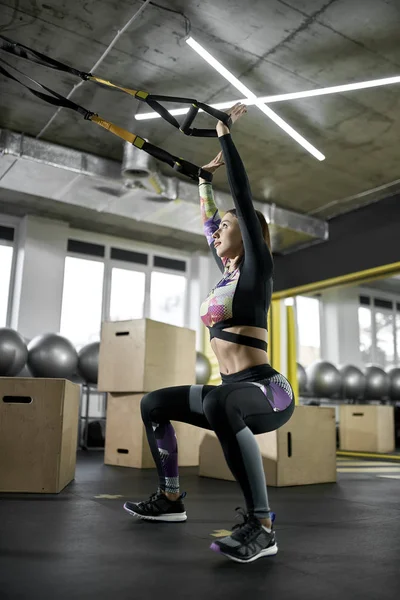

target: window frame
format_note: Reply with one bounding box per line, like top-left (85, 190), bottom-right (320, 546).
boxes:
top-left (0, 215), bottom-right (19, 328)
top-left (60, 231), bottom-right (191, 347)
top-left (374, 305), bottom-right (395, 368)
top-left (358, 289), bottom-right (400, 367)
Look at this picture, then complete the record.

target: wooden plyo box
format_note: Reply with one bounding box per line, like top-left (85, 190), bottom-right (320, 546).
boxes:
top-left (199, 406), bottom-right (337, 487)
top-left (98, 318), bottom-right (196, 393)
top-left (104, 393), bottom-right (202, 468)
top-left (339, 404), bottom-right (395, 453)
top-left (0, 378), bottom-right (80, 493)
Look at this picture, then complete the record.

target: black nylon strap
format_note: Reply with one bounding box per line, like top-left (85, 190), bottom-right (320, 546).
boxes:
top-left (145, 98), bottom-right (181, 129)
top-left (1, 58), bottom-right (212, 182)
top-left (196, 101), bottom-right (232, 127)
top-left (142, 141), bottom-right (213, 182)
top-left (0, 35), bottom-right (232, 137)
top-left (0, 35), bottom-right (88, 79)
top-left (0, 37), bottom-right (217, 180)
top-left (0, 61), bottom-right (91, 118)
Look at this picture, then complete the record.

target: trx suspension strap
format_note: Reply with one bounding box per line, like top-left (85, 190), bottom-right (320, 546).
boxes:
top-left (0, 59), bottom-right (213, 182)
top-left (0, 35), bottom-right (232, 136)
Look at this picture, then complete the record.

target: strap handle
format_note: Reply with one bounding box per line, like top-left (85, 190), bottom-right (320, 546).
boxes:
top-left (148, 94), bottom-right (232, 136)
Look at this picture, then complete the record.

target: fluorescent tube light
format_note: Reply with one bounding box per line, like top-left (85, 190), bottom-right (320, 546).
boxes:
top-left (185, 37), bottom-right (325, 161)
top-left (135, 76), bottom-right (400, 122)
top-left (257, 75), bottom-right (400, 103)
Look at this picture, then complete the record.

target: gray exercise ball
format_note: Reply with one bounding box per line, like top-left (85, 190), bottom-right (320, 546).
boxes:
top-left (387, 368), bottom-right (400, 401)
top-left (15, 364), bottom-right (33, 377)
top-left (364, 365), bottom-right (390, 400)
top-left (296, 363), bottom-right (307, 394)
top-left (0, 327), bottom-right (28, 376)
top-left (27, 333), bottom-right (78, 379)
top-left (339, 365), bottom-right (366, 400)
top-left (306, 360), bottom-right (341, 398)
top-left (78, 342), bottom-right (100, 384)
top-left (196, 352), bottom-right (212, 385)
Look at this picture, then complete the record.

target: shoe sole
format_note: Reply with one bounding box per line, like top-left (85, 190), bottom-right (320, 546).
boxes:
top-left (123, 503), bottom-right (187, 522)
top-left (210, 542), bottom-right (278, 563)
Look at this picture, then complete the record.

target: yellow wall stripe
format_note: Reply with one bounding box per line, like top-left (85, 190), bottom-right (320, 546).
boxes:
top-left (337, 450), bottom-right (400, 461)
top-left (286, 304), bottom-right (299, 404)
top-left (270, 299), bottom-right (281, 372)
top-left (272, 261), bottom-right (400, 300)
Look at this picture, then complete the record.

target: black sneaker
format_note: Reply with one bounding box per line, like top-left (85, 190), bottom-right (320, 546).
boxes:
top-left (210, 508), bottom-right (278, 563)
top-left (123, 491), bottom-right (187, 522)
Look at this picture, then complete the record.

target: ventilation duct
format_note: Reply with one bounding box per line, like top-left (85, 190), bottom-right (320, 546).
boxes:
top-left (121, 142), bottom-right (155, 180)
top-left (0, 129), bottom-right (329, 253)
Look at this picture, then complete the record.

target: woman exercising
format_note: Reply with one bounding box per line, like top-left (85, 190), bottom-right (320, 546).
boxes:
top-left (124, 103), bottom-right (295, 564)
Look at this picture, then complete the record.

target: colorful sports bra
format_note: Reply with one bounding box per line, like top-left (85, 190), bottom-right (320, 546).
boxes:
top-left (199, 134), bottom-right (273, 352)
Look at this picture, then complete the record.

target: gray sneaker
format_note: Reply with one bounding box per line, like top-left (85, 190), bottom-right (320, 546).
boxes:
top-left (210, 508), bottom-right (278, 563)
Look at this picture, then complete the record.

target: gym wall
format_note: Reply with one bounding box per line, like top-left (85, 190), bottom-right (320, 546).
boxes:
top-left (273, 195), bottom-right (400, 292)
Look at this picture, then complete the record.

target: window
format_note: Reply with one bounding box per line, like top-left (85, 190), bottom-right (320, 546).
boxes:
top-left (0, 244), bottom-right (13, 327)
top-left (375, 309), bottom-right (395, 368)
top-left (150, 271), bottom-right (187, 327)
top-left (295, 296), bottom-right (321, 367)
top-left (109, 267), bottom-right (146, 321)
top-left (358, 306), bottom-right (373, 365)
top-left (396, 313), bottom-right (400, 367)
top-left (358, 294), bottom-right (400, 367)
top-left (60, 256), bottom-right (104, 349)
top-left (60, 236), bottom-right (189, 343)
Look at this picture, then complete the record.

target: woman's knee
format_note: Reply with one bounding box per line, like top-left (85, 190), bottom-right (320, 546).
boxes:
top-left (140, 390), bottom-right (165, 422)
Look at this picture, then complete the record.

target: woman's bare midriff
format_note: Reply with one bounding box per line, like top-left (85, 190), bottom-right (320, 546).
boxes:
top-left (211, 325), bottom-right (270, 375)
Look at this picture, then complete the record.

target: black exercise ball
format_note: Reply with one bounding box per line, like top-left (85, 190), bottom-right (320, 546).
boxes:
top-left (28, 333), bottom-right (78, 378)
top-left (387, 368), bottom-right (400, 401)
top-left (296, 363), bottom-right (307, 394)
top-left (364, 365), bottom-right (390, 400)
top-left (78, 342), bottom-right (100, 384)
top-left (339, 365), bottom-right (366, 400)
top-left (0, 327), bottom-right (28, 376)
top-left (306, 360), bottom-right (341, 398)
top-left (196, 352), bottom-right (212, 385)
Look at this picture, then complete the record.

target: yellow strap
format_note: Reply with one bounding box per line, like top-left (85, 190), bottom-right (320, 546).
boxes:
top-left (90, 114), bottom-right (144, 147)
top-left (88, 76), bottom-right (149, 100)
top-left (135, 90), bottom-right (149, 100)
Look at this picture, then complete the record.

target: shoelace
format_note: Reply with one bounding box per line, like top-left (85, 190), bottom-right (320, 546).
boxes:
top-left (231, 508), bottom-right (262, 543)
top-left (139, 492), bottom-right (162, 509)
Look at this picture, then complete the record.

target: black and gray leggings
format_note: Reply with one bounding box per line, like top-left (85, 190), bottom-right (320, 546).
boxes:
top-left (140, 364), bottom-right (295, 519)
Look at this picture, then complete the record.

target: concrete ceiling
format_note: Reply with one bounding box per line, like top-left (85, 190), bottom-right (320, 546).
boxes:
top-left (1, 0), bottom-right (400, 251)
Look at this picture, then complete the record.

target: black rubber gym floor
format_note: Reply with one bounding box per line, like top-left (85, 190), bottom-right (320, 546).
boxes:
top-left (1, 452), bottom-right (399, 600)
